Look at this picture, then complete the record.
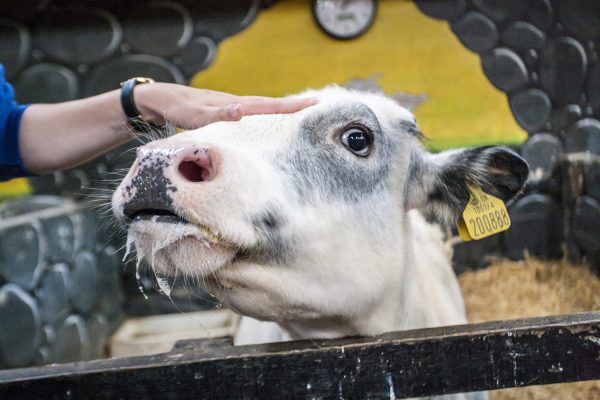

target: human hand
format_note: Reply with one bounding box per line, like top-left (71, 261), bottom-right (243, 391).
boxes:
top-left (134, 83), bottom-right (318, 129)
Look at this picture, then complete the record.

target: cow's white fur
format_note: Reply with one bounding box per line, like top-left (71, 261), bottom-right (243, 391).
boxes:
top-left (112, 87), bottom-right (524, 400)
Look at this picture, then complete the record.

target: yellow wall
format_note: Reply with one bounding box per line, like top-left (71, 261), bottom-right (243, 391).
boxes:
top-left (193, 0), bottom-right (526, 150)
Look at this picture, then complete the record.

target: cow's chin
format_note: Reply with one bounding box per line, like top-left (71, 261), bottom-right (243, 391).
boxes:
top-left (126, 221), bottom-right (235, 277)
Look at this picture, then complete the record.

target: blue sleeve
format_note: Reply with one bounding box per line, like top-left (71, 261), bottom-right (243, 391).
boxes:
top-left (0, 64), bottom-right (33, 181)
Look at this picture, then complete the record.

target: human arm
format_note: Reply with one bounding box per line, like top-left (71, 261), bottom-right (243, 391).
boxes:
top-left (18, 83), bottom-right (317, 175)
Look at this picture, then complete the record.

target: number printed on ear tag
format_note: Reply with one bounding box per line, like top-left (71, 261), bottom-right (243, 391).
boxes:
top-left (456, 186), bottom-right (511, 241)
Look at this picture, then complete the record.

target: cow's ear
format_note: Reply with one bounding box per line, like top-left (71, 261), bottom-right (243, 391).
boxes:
top-left (405, 146), bottom-right (529, 224)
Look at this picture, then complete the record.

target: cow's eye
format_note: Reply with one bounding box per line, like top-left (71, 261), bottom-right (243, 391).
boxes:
top-left (341, 127), bottom-right (372, 157)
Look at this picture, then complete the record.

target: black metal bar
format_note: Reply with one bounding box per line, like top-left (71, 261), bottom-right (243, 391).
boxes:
top-left (1, 312), bottom-right (600, 399)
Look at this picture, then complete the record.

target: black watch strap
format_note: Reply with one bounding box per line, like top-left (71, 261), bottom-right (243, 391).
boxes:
top-left (120, 77), bottom-right (155, 120)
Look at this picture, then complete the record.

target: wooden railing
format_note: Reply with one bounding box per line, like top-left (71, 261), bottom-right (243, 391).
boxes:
top-left (1, 311), bottom-right (599, 399)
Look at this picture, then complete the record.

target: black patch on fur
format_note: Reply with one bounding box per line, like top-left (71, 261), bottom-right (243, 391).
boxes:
top-left (234, 208), bottom-right (294, 264)
top-left (276, 103), bottom-right (397, 202)
top-left (260, 211), bottom-right (279, 230)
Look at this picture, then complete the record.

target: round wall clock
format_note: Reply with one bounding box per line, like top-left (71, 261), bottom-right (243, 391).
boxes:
top-left (313, 0), bottom-right (377, 40)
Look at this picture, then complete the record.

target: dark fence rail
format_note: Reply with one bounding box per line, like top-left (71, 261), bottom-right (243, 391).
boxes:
top-left (1, 311), bottom-right (599, 399)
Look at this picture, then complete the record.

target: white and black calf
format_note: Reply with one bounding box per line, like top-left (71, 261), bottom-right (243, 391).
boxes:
top-left (113, 87), bottom-right (527, 398)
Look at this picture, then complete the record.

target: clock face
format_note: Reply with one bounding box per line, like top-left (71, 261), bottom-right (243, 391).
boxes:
top-left (313, 0), bottom-right (377, 40)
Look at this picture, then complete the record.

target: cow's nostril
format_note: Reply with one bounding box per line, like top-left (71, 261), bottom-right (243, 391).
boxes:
top-left (178, 160), bottom-right (212, 182)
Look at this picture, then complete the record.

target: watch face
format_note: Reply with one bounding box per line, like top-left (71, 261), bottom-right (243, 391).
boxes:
top-left (313, 0), bottom-right (377, 40)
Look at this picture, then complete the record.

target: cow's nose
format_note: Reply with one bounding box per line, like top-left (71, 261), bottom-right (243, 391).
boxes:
top-left (176, 147), bottom-right (215, 183)
top-left (120, 144), bottom-right (216, 221)
top-left (135, 144), bottom-right (216, 184)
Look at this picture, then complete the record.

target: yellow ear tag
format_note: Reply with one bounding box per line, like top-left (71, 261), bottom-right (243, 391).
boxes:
top-left (456, 186), bottom-right (511, 241)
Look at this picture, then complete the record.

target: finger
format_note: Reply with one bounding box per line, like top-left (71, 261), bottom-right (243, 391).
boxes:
top-left (175, 104), bottom-right (243, 129)
top-left (200, 94), bottom-right (307, 107)
top-left (178, 98), bottom-right (318, 128)
top-left (204, 103), bottom-right (244, 126)
top-left (239, 98), bottom-right (318, 115)
top-left (237, 95), bottom-right (316, 104)
top-left (185, 89), bottom-right (241, 107)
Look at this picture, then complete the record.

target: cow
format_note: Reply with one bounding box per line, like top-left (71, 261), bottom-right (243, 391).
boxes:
top-left (112, 86), bottom-right (528, 399)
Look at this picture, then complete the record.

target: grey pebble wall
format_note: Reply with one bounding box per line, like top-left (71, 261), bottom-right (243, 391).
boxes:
top-left (415, 0), bottom-right (600, 271)
top-left (0, 197), bottom-right (123, 368)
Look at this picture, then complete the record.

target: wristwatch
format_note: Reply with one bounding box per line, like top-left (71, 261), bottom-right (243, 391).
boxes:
top-left (120, 77), bottom-right (155, 128)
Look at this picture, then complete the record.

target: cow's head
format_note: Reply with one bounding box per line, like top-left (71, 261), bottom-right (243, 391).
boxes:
top-left (113, 86), bottom-right (528, 333)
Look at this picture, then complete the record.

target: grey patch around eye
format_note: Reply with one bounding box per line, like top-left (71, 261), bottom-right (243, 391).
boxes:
top-left (301, 104), bottom-right (382, 146)
top-left (276, 104), bottom-right (394, 203)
